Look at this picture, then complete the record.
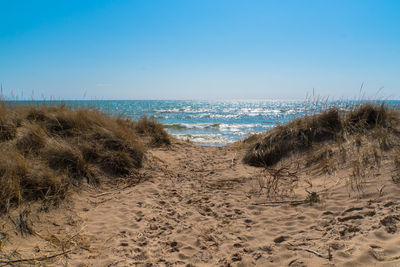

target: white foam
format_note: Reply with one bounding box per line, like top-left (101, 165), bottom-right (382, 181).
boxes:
top-left (165, 123), bottom-right (221, 130)
top-left (174, 134), bottom-right (233, 145)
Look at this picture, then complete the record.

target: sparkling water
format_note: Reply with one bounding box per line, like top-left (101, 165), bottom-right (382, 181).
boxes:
top-left (14, 100), bottom-right (400, 146)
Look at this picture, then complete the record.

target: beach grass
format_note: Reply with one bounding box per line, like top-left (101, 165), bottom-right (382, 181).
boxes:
top-left (0, 102), bottom-right (170, 214)
top-left (243, 102), bottom-right (400, 167)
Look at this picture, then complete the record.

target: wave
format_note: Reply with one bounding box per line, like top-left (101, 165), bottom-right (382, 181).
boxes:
top-left (171, 130), bottom-right (272, 145)
top-left (154, 108), bottom-right (211, 114)
top-left (155, 107), bottom-right (298, 116)
top-left (163, 124), bottom-right (186, 130)
top-left (152, 115), bottom-right (166, 119)
top-left (163, 123), bottom-right (274, 133)
top-left (219, 123), bottom-right (273, 132)
top-left (182, 114), bottom-right (240, 119)
top-left (210, 114), bottom-right (239, 118)
top-left (174, 134), bottom-right (233, 145)
top-left (163, 123), bottom-right (221, 130)
top-left (238, 108), bottom-right (297, 116)
top-left (154, 108), bottom-right (181, 113)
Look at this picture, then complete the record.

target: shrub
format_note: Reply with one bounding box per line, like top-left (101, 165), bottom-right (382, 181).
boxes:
top-left (244, 103), bottom-right (398, 167)
top-left (244, 108), bottom-right (342, 166)
top-left (346, 103), bottom-right (389, 131)
top-left (0, 103), bottom-right (167, 214)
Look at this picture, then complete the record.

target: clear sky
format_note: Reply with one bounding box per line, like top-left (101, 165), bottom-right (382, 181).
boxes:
top-left (0, 0), bottom-right (399, 100)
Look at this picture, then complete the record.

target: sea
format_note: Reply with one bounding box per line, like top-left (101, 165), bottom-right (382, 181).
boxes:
top-left (13, 99), bottom-right (400, 146)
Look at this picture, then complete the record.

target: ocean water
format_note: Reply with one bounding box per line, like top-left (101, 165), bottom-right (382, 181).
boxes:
top-left (14, 100), bottom-right (400, 146)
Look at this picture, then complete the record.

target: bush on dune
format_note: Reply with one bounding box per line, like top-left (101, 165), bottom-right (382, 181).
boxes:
top-left (0, 102), bottom-right (170, 213)
top-left (346, 103), bottom-right (393, 131)
top-left (243, 103), bottom-right (400, 167)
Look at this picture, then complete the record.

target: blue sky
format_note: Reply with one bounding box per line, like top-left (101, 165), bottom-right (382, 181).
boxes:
top-left (0, 0), bottom-right (399, 100)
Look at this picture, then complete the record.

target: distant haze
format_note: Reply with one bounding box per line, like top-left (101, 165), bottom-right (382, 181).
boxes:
top-left (0, 0), bottom-right (399, 100)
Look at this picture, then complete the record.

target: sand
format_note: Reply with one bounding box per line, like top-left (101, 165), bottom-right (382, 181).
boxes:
top-left (1, 139), bottom-right (400, 266)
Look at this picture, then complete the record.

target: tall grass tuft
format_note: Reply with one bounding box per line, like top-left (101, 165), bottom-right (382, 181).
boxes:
top-left (134, 116), bottom-right (171, 146)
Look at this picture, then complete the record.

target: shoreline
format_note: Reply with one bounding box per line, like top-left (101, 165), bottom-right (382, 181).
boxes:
top-left (7, 99), bottom-right (400, 147)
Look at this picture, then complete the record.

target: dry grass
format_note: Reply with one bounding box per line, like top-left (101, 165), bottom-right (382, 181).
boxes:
top-left (244, 102), bottom-right (400, 198)
top-left (257, 166), bottom-right (299, 198)
top-left (243, 103), bottom-right (399, 167)
top-left (0, 105), bottom-right (17, 142)
top-left (395, 148), bottom-right (400, 169)
top-left (16, 123), bottom-right (46, 154)
top-left (0, 102), bottom-right (170, 214)
top-left (133, 116), bottom-right (171, 146)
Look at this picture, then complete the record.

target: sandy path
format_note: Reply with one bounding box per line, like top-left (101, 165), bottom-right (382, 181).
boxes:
top-left (2, 140), bottom-right (400, 266)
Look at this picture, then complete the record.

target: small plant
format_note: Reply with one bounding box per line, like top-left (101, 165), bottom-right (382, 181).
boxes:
top-left (305, 147), bottom-right (335, 174)
top-left (338, 142), bottom-right (347, 163)
top-left (371, 144), bottom-right (381, 166)
top-left (393, 148), bottom-right (400, 184)
top-left (355, 135), bottom-right (362, 148)
top-left (319, 148), bottom-right (335, 174)
top-left (372, 128), bottom-right (390, 151)
top-left (0, 220), bottom-right (8, 253)
top-left (349, 160), bottom-right (365, 194)
top-left (361, 150), bottom-right (370, 166)
top-left (9, 209), bottom-right (33, 236)
top-left (258, 166), bottom-right (299, 198)
top-left (394, 148), bottom-right (400, 169)
top-left (305, 191), bottom-right (320, 205)
top-left (133, 116), bottom-right (171, 146)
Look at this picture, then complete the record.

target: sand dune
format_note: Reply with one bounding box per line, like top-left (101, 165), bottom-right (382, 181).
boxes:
top-left (1, 138), bottom-right (400, 266)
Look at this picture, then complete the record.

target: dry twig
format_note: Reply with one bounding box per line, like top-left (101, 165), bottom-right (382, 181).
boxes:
top-left (0, 249), bottom-right (72, 264)
top-left (230, 153), bottom-right (237, 168)
top-left (304, 248), bottom-right (330, 260)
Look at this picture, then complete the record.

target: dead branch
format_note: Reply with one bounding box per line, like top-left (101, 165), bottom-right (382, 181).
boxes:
top-left (304, 248), bottom-right (330, 260)
top-left (0, 249), bottom-right (72, 264)
top-left (251, 200), bottom-right (305, 206)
